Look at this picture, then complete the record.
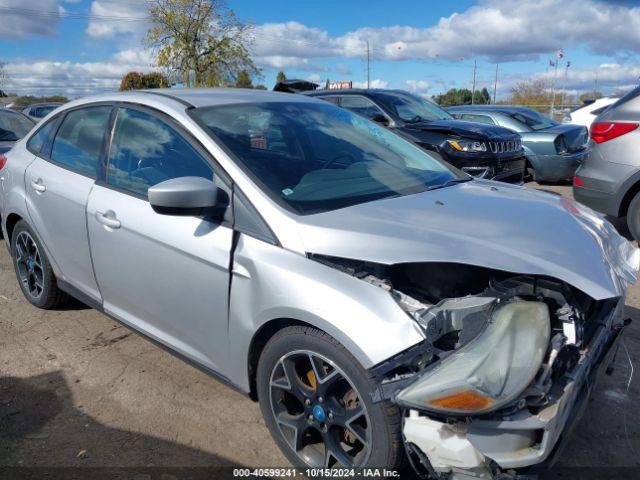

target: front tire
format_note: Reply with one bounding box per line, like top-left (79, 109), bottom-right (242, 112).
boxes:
top-left (627, 192), bottom-right (640, 242)
top-left (11, 220), bottom-right (67, 309)
top-left (257, 326), bottom-right (404, 470)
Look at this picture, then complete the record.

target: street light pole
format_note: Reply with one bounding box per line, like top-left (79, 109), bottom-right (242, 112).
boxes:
top-left (471, 59), bottom-right (477, 105)
top-left (549, 59), bottom-right (559, 117)
top-left (493, 63), bottom-right (498, 104)
top-left (366, 41), bottom-right (370, 89)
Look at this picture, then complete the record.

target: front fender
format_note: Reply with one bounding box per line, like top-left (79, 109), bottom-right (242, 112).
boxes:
top-left (226, 234), bottom-right (425, 392)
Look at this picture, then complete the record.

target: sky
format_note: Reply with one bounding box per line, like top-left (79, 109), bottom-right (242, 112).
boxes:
top-left (1, 0), bottom-right (640, 99)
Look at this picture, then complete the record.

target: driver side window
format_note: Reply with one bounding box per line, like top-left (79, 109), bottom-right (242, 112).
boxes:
top-left (339, 96), bottom-right (387, 121)
top-left (107, 108), bottom-right (213, 197)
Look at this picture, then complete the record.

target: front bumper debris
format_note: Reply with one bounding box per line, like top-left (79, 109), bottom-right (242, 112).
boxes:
top-left (403, 302), bottom-right (628, 479)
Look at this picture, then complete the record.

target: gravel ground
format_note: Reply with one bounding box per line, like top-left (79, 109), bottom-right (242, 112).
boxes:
top-left (1, 183), bottom-right (639, 479)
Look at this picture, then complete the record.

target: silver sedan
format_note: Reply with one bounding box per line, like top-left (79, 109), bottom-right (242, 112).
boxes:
top-left (0, 88), bottom-right (636, 478)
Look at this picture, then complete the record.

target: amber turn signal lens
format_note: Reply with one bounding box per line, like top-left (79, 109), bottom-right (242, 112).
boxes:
top-left (448, 140), bottom-right (463, 151)
top-left (428, 391), bottom-right (493, 412)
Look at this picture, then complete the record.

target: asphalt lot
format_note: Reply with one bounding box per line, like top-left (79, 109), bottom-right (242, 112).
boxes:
top-left (1, 182), bottom-right (640, 479)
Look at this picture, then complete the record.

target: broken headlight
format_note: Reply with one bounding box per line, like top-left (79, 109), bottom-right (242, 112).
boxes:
top-left (396, 300), bottom-right (550, 415)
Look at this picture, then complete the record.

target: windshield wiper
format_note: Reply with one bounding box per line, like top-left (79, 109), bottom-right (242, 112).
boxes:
top-left (425, 177), bottom-right (473, 191)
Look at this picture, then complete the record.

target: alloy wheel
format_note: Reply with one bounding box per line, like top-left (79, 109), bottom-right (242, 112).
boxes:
top-left (269, 350), bottom-right (371, 468)
top-left (15, 231), bottom-right (45, 299)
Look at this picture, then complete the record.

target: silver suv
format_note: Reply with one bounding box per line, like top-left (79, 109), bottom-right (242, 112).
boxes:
top-left (574, 87), bottom-right (640, 240)
top-left (1, 89), bottom-right (637, 478)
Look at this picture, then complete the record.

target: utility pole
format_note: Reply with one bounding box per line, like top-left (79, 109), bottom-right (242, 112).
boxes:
top-left (594, 70), bottom-right (599, 98)
top-left (366, 41), bottom-right (370, 89)
top-left (560, 60), bottom-right (570, 108)
top-left (471, 59), bottom-right (477, 105)
top-left (493, 63), bottom-right (498, 104)
top-left (549, 59), bottom-right (559, 117)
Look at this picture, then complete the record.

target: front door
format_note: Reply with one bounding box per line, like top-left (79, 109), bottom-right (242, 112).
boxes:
top-left (86, 106), bottom-right (233, 372)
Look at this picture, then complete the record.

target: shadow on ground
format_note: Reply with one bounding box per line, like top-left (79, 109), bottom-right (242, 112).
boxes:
top-left (0, 372), bottom-right (242, 479)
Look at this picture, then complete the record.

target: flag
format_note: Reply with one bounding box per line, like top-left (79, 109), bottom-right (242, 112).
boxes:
top-left (566, 60), bottom-right (571, 68)
top-left (549, 59), bottom-right (556, 67)
top-left (557, 48), bottom-right (564, 59)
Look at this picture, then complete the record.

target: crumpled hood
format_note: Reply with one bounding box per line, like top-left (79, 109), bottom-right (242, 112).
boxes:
top-left (296, 181), bottom-right (638, 301)
top-left (405, 119), bottom-right (518, 141)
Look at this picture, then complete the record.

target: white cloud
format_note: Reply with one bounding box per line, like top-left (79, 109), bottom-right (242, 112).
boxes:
top-left (0, 0), bottom-right (62, 38)
top-left (2, 48), bottom-right (156, 97)
top-left (352, 79), bottom-right (389, 89)
top-left (86, 0), bottom-right (149, 38)
top-left (250, 0), bottom-right (640, 64)
top-left (405, 80), bottom-right (430, 93)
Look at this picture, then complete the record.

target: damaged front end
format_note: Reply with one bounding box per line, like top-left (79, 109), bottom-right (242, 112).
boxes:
top-left (310, 255), bottom-right (631, 479)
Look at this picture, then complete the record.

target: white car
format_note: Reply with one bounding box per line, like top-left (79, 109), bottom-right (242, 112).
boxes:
top-left (563, 97), bottom-right (618, 128)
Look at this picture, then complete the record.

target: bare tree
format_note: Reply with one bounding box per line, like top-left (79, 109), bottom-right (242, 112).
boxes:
top-left (146, 0), bottom-right (258, 88)
top-left (0, 62), bottom-right (7, 96)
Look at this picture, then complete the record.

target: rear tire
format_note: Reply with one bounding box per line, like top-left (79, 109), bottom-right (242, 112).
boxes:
top-left (257, 326), bottom-right (404, 470)
top-left (627, 193), bottom-right (640, 242)
top-left (10, 220), bottom-right (68, 309)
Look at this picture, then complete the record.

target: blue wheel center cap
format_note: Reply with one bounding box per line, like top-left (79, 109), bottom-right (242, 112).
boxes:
top-left (27, 259), bottom-right (34, 270)
top-left (312, 405), bottom-right (326, 422)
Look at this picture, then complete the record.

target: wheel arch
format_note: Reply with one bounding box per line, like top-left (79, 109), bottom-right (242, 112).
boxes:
top-left (247, 317), bottom-right (316, 401)
top-left (5, 212), bottom-right (24, 245)
top-left (619, 176), bottom-right (640, 217)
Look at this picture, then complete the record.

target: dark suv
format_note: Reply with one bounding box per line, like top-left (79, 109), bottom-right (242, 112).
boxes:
top-left (305, 89), bottom-right (525, 183)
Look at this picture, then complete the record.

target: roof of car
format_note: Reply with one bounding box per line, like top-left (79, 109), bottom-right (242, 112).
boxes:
top-left (26, 103), bottom-right (63, 108)
top-left (446, 105), bottom-right (533, 114)
top-left (140, 88), bottom-right (320, 107)
top-left (305, 88), bottom-right (409, 97)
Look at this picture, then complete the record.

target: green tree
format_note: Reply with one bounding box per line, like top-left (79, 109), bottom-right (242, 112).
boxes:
top-left (146, 0), bottom-right (258, 88)
top-left (119, 71), bottom-right (169, 91)
top-left (254, 84), bottom-right (267, 90)
top-left (276, 71), bottom-right (286, 83)
top-left (11, 95), bottom-right (69, 110)
top-left (234, 70), bottom-right (253, 88)
top-left (434, 87), bottom-right (492, 106)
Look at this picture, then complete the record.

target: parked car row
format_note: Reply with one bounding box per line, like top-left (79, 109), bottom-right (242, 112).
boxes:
top-left (1, 87), bottom-right (636, 480)
top-left (573, 87), bottom-right (640, 241)
top-left (447, 105), bottom-right (589, 182)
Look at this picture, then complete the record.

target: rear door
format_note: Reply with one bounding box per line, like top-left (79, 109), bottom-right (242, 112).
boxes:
top-left (86, 105), bottom-right (233, 371)
top-left (24, 105), bottom-right (112, 302)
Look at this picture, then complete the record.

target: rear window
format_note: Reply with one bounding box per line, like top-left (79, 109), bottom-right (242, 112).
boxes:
top-left (608, 86), bottom-right (640, 111)
top-left (0, 111), bottom-right (34, 142)
top-left (509, 110), bottom-right (558, 131)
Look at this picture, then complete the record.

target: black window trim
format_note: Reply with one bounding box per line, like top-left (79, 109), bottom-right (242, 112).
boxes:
top-left (25, 113), bottom-right (62, 156)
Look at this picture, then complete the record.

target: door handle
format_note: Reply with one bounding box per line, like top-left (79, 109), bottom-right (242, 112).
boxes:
top-left (30, 179), bottom-right (46, 193)
top-left (96, 210), bottom-right (121, 229)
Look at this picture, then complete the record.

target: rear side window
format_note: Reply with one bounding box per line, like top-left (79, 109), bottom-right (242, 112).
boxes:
top-left (107, 108), bottom-right (213, 197)
top-left (51, 106), bottom-right (112, 178)
top-left (27, 119), bottom-right (57, 155)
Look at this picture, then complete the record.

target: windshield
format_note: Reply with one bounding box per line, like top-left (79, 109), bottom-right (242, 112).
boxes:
top-left (192, 102), bottom-right (461, 214)
top-left (509, 110), bottom-right (558, 131)
top-left (0, 111), bottom-right (34, 142)
top-left (374, 91), bottom-right (453, 122)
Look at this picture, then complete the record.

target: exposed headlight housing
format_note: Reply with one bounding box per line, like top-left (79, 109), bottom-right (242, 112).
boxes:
top-left (461, 165), bottom-right (493, 179)
top-left (448, 139), bottom-right (487, 153)
top-left (396, 301), bottom-right (550, 415)
top-left (554, 135), bottom-right (568, 154)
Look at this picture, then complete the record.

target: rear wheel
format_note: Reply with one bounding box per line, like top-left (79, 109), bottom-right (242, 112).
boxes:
top-left (257, 326), bottom-right (404, 470)
top-left (627, 192), bottom-right (640, 242)
top-left (11, 221), bottom-right (67, 309)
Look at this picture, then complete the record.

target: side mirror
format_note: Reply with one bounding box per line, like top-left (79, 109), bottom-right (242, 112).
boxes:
top-left (149, 176), bottom-right (218, 216)
top-left (370, 113), bottom-right (389, 125)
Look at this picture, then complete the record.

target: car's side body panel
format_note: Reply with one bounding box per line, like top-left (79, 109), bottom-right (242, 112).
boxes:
top-left (86, 184), bottom-right (234, 372)
top-left (25, 157), bottom-right (102, 301)
top-left (227, 233), bottom-right (426, 391)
